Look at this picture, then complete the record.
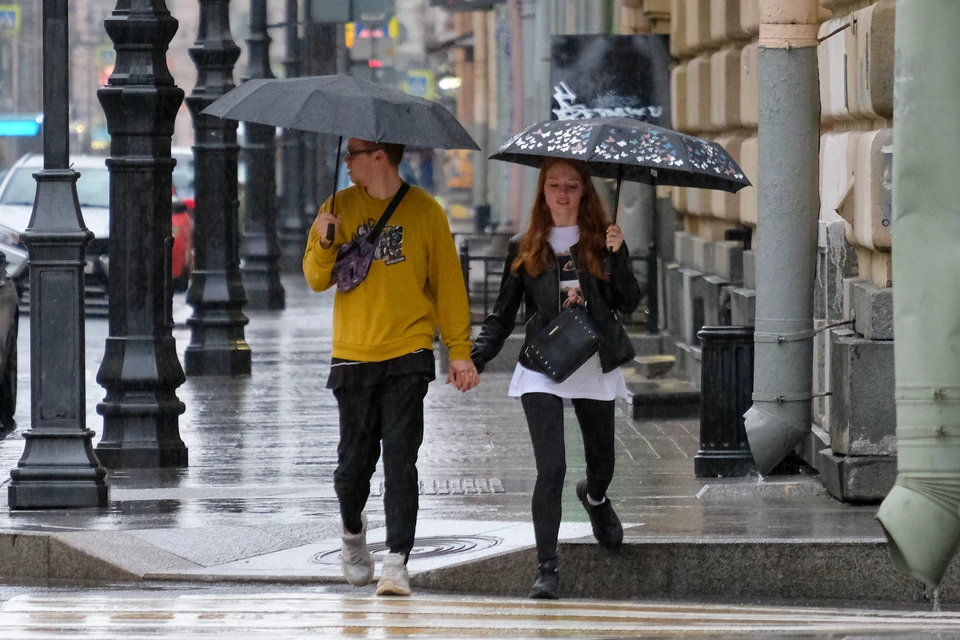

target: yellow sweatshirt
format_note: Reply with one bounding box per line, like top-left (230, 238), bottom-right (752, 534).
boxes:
top-left (303, 184), bottom-right (472, 363)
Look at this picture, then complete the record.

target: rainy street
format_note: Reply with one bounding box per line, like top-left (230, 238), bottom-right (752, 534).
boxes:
top-left (1, 0), bottom-right (957, 637)
top-left (0, 278), bottom-right (954, 637)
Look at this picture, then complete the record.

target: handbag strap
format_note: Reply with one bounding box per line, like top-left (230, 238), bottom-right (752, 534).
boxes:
top-left (365, 182), bottom-right (410, 245)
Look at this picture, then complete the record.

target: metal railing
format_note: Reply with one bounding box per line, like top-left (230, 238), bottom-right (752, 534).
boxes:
top-left (458, 240), bottom-right (659, 334)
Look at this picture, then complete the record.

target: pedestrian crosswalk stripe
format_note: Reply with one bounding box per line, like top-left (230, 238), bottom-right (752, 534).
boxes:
top-left (2, 593), bottom-right (959, 638)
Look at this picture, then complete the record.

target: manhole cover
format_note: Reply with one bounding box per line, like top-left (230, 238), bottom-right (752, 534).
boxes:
top-left (310, 535), bottom-right (503, 565)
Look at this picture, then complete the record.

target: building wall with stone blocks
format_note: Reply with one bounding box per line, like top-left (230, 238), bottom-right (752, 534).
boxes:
top-left (619, 0), bottom-right (898, 501)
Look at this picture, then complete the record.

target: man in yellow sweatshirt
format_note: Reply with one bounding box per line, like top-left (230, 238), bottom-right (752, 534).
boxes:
top-left (303, 138), bottom-right (478, 597)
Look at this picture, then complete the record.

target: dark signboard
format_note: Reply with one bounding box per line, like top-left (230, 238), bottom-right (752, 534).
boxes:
top-left (429, 0), bottom-right (506, 11)
top-left (311, 0), bottom-right (395, 23)
top-left (549, 35), bottom-right (671, 126)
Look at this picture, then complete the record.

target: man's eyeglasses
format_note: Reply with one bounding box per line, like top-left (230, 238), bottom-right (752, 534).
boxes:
top-left (344, 147), bottom-right (382, 159)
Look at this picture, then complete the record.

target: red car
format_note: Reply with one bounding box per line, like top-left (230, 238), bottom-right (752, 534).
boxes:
top-left (171, 194), bottom-right (193, 292)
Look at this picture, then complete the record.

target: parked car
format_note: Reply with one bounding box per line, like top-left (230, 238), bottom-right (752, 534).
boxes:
top-left (0, 155), bottom-right (110, 304)
top-left (0, 223), bottom-right (27, 283)
top-left (171, 146), bottom-right (195, 211)
top-left (170, 195), bottom-right (193, 292)
top-left (0, 154), bottom-right (194, 305)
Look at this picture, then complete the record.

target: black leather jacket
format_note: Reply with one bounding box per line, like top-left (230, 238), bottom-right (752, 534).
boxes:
top-left (471, 235), bottom-right (641, 375)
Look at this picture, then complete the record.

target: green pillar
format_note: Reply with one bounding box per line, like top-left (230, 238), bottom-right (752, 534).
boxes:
top-left (876, 0), bottom-right (960, 589)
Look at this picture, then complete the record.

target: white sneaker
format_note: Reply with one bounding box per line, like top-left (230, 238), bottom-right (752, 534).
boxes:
top-left (340, 513), bottom-right (374, 586)
top-left (376, 552), bottom-right (411, 596)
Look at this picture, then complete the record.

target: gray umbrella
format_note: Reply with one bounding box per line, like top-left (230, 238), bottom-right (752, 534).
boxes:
top-left (202, 74), bottom-right (479, 151)
top-left (203, 74), bottom-right (479, 240)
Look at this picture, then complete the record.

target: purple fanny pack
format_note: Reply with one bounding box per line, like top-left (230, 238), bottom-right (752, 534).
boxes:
top-left (330, 182), bottom-right (410, 293)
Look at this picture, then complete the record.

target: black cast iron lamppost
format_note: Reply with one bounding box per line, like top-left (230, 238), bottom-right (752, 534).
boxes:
top-left (8, 0), bottom-right (108, 508)
top-left (278, 0), bottom-right (305, 272)
top-left (95, 0), bottom-right (189, 469)
top-left (300, 0), bottom-right (318, 237)
top-left (239, 0), bottom-right (285, 310)
top-left (185, 0), bottom-right (252, 376)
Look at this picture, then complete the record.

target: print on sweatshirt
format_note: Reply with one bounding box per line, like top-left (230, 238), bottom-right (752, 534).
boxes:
top-left (556, 251), bottom-right (584, 308)
top-left (354, 220), bottom-right (406, 265)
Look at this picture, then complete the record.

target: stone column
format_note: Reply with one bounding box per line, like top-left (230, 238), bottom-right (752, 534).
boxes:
top-left (8, 0), bottom-right (108, 507)
top-left (239, 0), bottom-right (284, 310)
top-left (184, 0), bottom-right (252, 376)
top-left (95, 0), bottom-right (189, 468)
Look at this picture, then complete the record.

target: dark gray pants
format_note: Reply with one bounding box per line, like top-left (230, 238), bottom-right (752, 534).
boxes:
top-left (333, 373), bottom-right (428, 558)
top-left (520, 393), bottom-right (616, 566)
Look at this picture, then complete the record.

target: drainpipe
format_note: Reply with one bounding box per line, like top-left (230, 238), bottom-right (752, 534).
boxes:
top-left (508, 0), bottom-right (525, 231)
top-left (588, 0), bottom-right (613, 34)
top-left (743, 0), bottom-right (821, 474)
top-left (875, 0), bottom-right (960, 589)
top-left (519, 0), bottom-right (550, 218)
top-left (472, 12), bottom-right (489, 218)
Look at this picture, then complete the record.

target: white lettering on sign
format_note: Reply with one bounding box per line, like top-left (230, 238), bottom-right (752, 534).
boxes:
top-left (552, 81), bottom-right (663, 121)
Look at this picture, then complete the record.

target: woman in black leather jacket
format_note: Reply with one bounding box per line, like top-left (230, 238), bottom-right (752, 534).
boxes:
top-left (471, 158), bottom-right (641, 599)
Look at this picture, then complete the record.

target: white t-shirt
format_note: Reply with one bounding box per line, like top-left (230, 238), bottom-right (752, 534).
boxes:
top-left (508, 225), bottom-right (627, 401)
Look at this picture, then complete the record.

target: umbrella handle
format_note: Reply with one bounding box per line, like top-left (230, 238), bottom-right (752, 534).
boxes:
top-left (327, 136), bottom-right (343, 243)
top-left (611, 172), bottom-right (623, 225)
top-left (604, 174), bottom-right (623, 277)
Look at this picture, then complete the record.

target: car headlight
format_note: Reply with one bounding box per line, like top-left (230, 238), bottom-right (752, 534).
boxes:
top-left (0, 224), bottom-right (20, 247)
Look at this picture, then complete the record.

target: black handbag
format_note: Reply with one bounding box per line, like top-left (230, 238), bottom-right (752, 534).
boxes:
top-left (523, 305), bottom-right (600, 383)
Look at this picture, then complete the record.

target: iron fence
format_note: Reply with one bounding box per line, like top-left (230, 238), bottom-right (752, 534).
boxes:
top-left (458, 240), bottom-right (659, 334)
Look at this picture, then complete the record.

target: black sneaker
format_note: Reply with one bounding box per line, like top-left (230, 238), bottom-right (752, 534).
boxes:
top-left (576, 479), bottom-right (623, 549)
top-left (528, 564), bottom-right (559, 600)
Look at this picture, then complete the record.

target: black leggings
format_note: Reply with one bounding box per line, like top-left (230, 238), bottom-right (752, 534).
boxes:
top-left (520, 393), bottom-right (616, 566)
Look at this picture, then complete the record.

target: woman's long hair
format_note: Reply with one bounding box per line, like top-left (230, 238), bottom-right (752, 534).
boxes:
top-left (512, 157), bottom-right (609, 280)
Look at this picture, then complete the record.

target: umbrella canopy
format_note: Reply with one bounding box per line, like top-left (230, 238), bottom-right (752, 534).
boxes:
top-left (491, 117), bottom-right (750, 194)
top-left (202, 74), bottom-right (479, 151)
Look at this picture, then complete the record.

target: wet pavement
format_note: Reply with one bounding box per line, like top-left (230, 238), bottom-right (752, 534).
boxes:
top-left (5, 589), bottom-right (960, 639)
top-left (0, 275), bottom-right (887, 590)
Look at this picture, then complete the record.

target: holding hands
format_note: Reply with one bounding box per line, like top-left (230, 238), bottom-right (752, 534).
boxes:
top-left (605, 224), bottom-right (624, 252)
top-left (447, 359), bottom-right (480, 392)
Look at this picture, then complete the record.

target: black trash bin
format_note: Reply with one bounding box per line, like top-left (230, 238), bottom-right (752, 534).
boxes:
top-left (694, 325), bottom-right (755, 477)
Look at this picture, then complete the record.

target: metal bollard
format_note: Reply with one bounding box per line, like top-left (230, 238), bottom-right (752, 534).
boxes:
top-left (694, 326), bottom-right (756, 477)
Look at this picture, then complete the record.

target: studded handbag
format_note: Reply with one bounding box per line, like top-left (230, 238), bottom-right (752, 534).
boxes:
top-left (523, 305), bottom-right (600, 383)
top-left (330, 182), bottom-right (410, 293)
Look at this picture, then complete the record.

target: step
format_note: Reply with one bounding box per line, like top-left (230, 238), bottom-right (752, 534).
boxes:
top-left (412, 536), bottom-right (951, 606)
top-left (617, 377), bottom-right (700, 420)
top-left (633, 354), bottom-right (675, 379)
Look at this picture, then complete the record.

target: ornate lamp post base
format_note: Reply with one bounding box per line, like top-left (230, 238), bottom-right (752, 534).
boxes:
top-left (96, 400), bottom-right (189, 469)
top-left (9, 431), bottom-right (109, 509)
top-left (184, 343), bottom-right (252, 377)
top-left (240, 259), bottom-right (286, 310)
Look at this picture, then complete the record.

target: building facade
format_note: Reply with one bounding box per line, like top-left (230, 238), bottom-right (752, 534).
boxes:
top-left (458, 0), bottom-right (897, 501)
